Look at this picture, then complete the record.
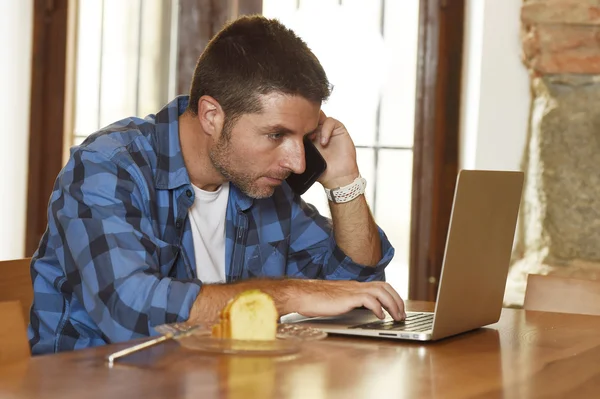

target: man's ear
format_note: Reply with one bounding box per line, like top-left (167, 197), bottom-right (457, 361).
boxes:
top-left (197, 95), bottom-right (224, 138)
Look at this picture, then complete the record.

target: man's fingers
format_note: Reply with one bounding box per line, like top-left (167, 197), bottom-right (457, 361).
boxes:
top-left (368, 286), bottom-right (402, 321)
top-left (361, 294), bottom-right (385, 319)
top-left (319, 118), bottom-right (337, 146)
top-left (382, 283), bottom-right (406, 319)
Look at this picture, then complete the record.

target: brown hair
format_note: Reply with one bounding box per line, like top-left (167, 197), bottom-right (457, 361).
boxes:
top-left (187, 15), bottom-right (331, 133)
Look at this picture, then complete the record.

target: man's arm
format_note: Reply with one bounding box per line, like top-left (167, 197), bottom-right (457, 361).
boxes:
top-left (328, 185), bottom-right (382, 267)
top-left (189, 278), bottom-right (405, 323)
top-left (281, 188), bottom-right (393, 283)
top-left (315, 111), bottom-right (383, 267)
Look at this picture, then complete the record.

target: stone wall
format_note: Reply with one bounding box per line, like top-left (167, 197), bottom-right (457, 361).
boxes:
top-left (504, 0), bottom-right (600, 306)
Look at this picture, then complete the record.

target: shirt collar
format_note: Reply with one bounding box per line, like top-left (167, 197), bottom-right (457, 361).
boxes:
top-left (230, 184), bottom-right (255, 211)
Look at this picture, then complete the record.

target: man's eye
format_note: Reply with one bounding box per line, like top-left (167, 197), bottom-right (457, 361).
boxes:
top-left (267, 133), bottom-right (283, 141)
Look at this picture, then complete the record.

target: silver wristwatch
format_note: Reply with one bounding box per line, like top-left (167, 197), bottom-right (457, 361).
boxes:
top-left (324, 176), bottom-right (367, 203)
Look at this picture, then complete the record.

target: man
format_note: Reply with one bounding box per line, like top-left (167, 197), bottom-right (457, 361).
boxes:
top-left (28, 15), bottom-right (404, 354)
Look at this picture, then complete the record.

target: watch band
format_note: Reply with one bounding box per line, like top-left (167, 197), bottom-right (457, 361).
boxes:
top-left (325, 176), bottom-right (367, 203)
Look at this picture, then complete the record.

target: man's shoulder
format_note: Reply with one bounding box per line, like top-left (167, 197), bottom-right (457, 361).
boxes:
top-left (75, 116), bottom-right (158, 159)
top-left (58, 115), bottom-right (165, 192)
top-left (66, 97), bottom-right (187, 184)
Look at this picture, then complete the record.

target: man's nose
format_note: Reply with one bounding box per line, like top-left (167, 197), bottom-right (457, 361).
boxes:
top-left (283, 142), bottom-right (306, 174)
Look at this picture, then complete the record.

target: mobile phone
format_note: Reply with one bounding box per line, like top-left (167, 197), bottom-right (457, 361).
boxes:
top-left (285, 136), bottom-right (327, 195)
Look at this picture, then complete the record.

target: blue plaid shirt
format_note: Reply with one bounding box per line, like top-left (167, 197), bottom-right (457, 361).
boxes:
top-left (28, 96), bottom-right (394, 354)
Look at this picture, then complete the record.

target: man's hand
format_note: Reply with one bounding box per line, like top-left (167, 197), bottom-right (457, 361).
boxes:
top-left (189, 279), bottom-right (406, 324)
top-left (287, 280), bottom-right (405, 321)
top-left (313, 111), bottom-right (360, 189)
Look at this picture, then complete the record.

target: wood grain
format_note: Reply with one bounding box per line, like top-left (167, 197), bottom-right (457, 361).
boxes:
top-left (524, 274), bottom-right (600, 316)
top-left (1, 301), bottom-right (599, 398)
top-left (0, 258), bottom-right (33, 325)
top-left (0, 301), bottom-right (31, 366)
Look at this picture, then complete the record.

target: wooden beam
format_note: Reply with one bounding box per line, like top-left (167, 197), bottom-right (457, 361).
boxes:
top-left (25, 0), bottom-right (69, 256)
top-left (409, 0), bottom-right (464, 301)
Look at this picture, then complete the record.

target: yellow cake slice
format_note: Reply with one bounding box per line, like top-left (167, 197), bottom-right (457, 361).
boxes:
top-left (211, 289), bottom-right (278, 341)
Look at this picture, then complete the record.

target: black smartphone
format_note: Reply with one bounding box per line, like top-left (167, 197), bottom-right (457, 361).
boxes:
top-left (286, 136), bottom-right (327, 195)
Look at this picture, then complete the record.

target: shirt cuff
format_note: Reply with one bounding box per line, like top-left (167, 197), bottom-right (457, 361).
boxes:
top-left (327, 226), bottom-right (395, 281)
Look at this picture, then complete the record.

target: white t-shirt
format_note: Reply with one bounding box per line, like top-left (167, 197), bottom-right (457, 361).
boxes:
top-left (188, 182), bottom-right (229, 284)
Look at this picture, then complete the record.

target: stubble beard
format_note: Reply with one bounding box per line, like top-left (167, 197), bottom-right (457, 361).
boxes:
top-left (209, 134), bottom-right (276, 199)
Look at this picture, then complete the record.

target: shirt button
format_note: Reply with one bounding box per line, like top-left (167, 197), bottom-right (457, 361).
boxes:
top-left (186, 189), bottom-right (192, 198)
top-left (176, 219), bottom-right (182, 229)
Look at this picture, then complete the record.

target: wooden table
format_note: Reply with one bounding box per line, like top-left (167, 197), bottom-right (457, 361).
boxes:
top-left (1, 301), bottom-right (600, 398)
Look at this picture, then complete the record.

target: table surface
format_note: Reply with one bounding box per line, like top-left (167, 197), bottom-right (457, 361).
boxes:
top-left (2, 301), bottom-right (600, 399)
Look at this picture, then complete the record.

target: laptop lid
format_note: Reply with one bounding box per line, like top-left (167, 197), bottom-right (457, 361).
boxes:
top-left (430, 170), bottom-right (523, 340)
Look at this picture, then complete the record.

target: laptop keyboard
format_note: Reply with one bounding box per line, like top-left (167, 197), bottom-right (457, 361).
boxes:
top-left (348, 312), bottom-right (434, 332)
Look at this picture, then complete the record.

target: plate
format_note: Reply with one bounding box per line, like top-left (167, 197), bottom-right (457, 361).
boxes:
top-left (154, 323), bottom-right (327, 356)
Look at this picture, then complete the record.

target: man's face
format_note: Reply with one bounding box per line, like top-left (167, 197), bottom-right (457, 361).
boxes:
top-left (209, 93), bottom-right (321, 199)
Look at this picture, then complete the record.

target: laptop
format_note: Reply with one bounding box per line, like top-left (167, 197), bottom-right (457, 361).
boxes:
top-left (284, 170), bottom-right (524, 341)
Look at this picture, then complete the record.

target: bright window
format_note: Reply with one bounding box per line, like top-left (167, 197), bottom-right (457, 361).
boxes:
top-left (263, 0), bottom-right (420, 298)
top-left (71, 0), bottom-right (177, 145)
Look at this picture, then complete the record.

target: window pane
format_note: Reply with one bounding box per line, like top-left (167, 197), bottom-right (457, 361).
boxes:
top-left (138, 0), bottom-right (174, 117)
top-left (379, 0), bottom-right (419, 147)
top-left (375, 149), bottom-right (412, 298)
top-left (262, 0), bottom-right (386, 147)
top-left (98, 0), bottom-right (141, 127)
top-left (73, 0), bottom-right (103, 137)
top-left (72, 0), bottom-right (175, 145)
